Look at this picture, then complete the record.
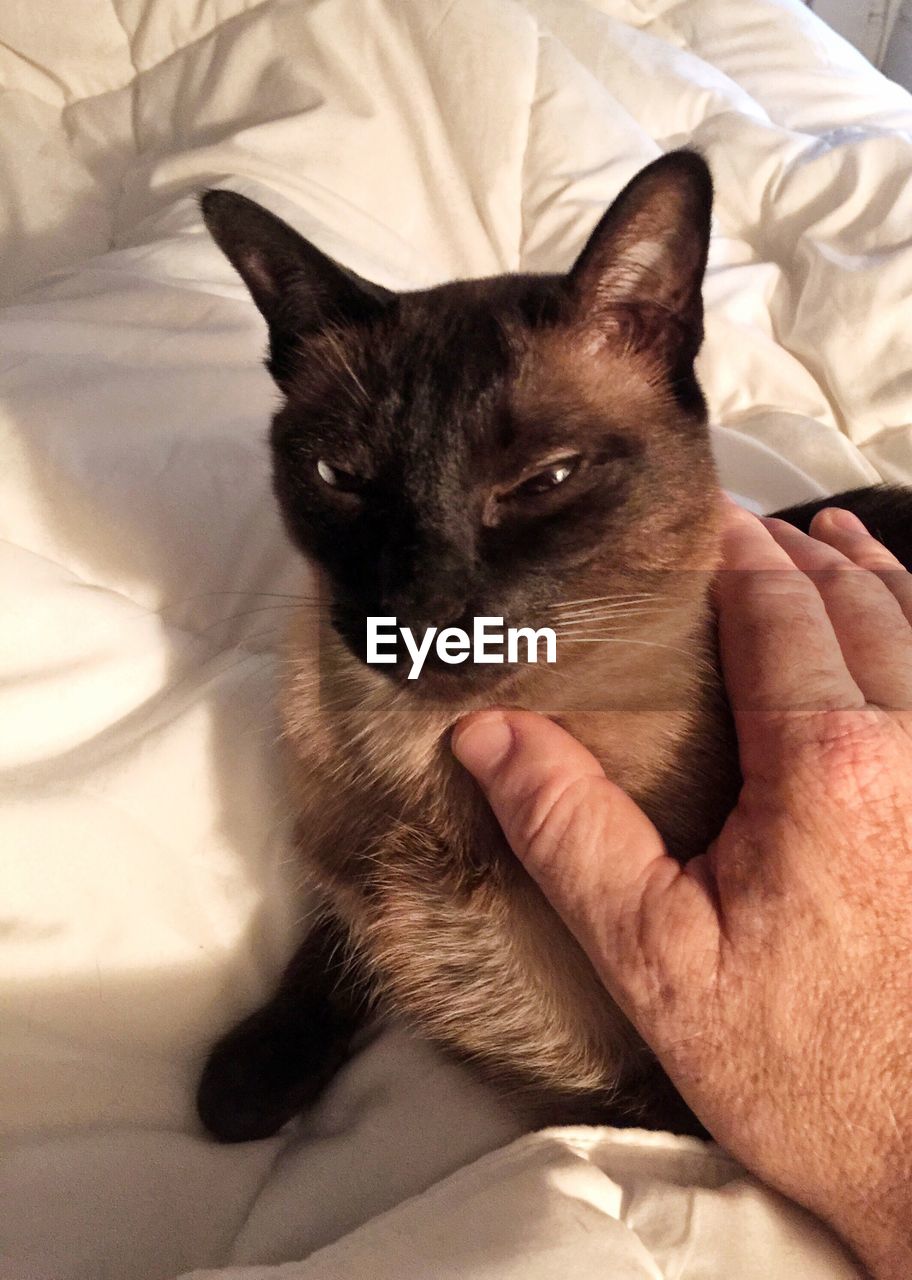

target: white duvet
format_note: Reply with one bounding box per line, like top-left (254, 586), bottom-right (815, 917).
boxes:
top-left (2, 1), bottom-right (910, 1277)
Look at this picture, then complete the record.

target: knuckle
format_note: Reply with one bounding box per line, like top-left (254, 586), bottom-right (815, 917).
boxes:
top-left (757, 567), bottom-right (820, 606)
top-left (820, 562), bottom-right (895, 608)
top-left (786, 707), bottom-right (903, 806)
top-left (806, 566), bottom-right (857, 606)
top-left (611, 864), bottom-right (720, 1026)
top-left (730, 568), bottom-right (817, 619)
top-left (750, 708), bottom-right (912, 908)
top-left (512, 772), bottom-right (605, 868)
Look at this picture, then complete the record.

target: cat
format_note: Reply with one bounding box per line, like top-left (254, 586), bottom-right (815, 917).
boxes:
top-left (194, 151), bottom-right (912, 1143)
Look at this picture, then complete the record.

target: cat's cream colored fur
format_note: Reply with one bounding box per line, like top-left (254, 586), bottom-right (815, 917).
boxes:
top-left (279, 523), bottom-right (733, 1121)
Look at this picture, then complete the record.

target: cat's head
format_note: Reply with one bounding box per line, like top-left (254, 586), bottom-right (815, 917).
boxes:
top-left (202, 152), bottom-right (720, 698)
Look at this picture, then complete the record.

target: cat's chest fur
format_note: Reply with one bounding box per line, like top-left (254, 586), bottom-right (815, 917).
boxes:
top-left (277, 606), bottom-right (734, 1117)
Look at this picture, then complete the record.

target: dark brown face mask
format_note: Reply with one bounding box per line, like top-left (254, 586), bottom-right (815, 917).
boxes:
top-left (201, 151), bottom-right (718, 694)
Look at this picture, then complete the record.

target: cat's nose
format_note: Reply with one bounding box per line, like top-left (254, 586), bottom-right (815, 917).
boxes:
top-left (378, 540), bottom-right (473, 629)
top-left (386, 590), bottom-right (470, 637)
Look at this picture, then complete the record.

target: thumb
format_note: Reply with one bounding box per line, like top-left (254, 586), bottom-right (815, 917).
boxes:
top-left (451, 708), bottom-right (685, 995)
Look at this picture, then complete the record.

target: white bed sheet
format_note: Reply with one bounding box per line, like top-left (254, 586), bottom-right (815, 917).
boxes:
top-left (1, 0), bottom-right (910, 1277)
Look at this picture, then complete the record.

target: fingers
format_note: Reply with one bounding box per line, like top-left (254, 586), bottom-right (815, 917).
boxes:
top-left (762, 514), bottom-right (912, 711)
top-left (810, 507), bottom-right (912, 625)
top-left (717, 505), bottom-right (865, 730)
top-left (450, 708), bottom-right (717, 1006)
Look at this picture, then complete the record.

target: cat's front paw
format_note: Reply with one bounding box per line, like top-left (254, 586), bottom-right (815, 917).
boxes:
top-left (196, 1003), bottom-right (345, 1143)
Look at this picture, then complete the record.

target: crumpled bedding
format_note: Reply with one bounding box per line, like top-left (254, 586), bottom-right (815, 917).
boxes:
top-left (1, 0), bottom-right (909, 1277)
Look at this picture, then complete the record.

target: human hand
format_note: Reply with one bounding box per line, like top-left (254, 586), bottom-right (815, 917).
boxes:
top-left (452, 504), bottom-right (912, 1278)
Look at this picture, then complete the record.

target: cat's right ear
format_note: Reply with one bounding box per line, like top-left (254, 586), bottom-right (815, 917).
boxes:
top-left (200, 190), bottom-right (394, 387)
top-left (565, 151), bottom-right (712, 383)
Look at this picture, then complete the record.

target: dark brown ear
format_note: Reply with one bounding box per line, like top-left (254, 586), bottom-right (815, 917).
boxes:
top-left (566, 150), bottom-right (712, 385)
top-left (200, 190), bottom-right (394, 387)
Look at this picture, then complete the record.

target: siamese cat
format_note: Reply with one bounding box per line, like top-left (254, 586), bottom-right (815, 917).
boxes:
top-left (195, 152), bottom-right (912, 1142)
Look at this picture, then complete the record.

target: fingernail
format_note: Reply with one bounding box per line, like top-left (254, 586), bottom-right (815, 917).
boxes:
top-left (817, 507), bottom-right (866, 533)
top-left (451, 711), bottom-right (514, 776)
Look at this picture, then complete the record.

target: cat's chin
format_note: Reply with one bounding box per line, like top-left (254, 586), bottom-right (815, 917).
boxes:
top-left (379, 662), bottom-right (525, 706)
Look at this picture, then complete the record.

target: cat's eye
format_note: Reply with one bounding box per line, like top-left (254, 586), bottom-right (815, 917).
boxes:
top-left (510, 457), bottom-right (581, 498)
top-left (316, 459), bottom-right (361, 493)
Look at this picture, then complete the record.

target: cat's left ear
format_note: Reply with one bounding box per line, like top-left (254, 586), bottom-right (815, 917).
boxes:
top-left (566, 150), bottom-right (712, 371)
top-left (201, 190), bottom-right (395, 387)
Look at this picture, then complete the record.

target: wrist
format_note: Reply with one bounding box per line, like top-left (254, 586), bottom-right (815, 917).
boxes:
top-left (825, 1187), bottom-right (912, 1279)
top-left (842, 1226), bottom-right (912, 1280)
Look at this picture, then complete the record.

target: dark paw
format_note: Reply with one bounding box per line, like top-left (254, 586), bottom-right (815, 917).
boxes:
top-left (196, 1004), bottom-right (345, 1143)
